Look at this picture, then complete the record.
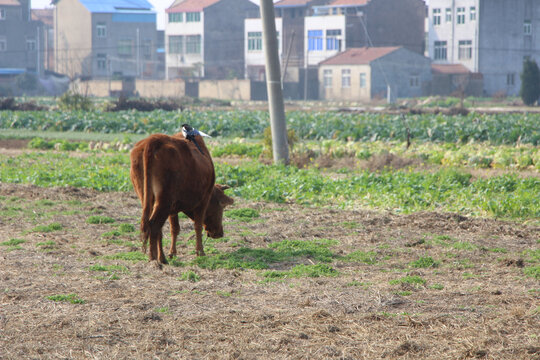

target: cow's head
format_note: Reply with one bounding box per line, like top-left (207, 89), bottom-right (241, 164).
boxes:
top-left (204, 184), bottom-right (234, 238)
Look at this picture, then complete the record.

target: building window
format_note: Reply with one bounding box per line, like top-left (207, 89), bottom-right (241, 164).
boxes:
top-left (26, 38), bottom-right (36, 51)
top-left (323, 69), bottom-right (332, 88)
top-left (341, 69), bottom-right (351, 88)
top-left (507, 73), bottom-right (515, 86)
top-left (432, 8), bottom-right (441, 26)
top-left (434, 41), bottom-right (447, 60)
top-left (524, 21), bottom-right (532, 35)
top-left (0, 9), bottom-right (5, 20)
top-left (456, 7), bottom-right (465, 24)
top-left (326, 29), bottom-right (341, 51)
top-left (445, 8), bottom-right (452, 23)
top-left (97, 53), bottom-right (106, 70)
top-left (186, 35), bottom-right (201, 54)
top-left (169, 35), bottom-right (183, 54)
top-left (410, 75), bottom-right (419, 88)
top-left (186, 12), bottom-right (200, 22)
top-left (308, 30), bottom-right (323, 51)
top-left (359, 73), bottom-right (366, 88)
top-left (97, 23), bottom-right (107, 38)
top-left (248, 31), bottom-right (262, 51)
top-left (118, 39), bottom-right (133, 56)
top-left (169, 12), bottom-right (183, 22)
top-left (458, 40), bottom-right (472, 60)
top-left (470, 7), bottom-right (476, 21)
top-left (143, 39), bottom-right (152, 59)
top-left (0, 36), bottom-right (6, 51)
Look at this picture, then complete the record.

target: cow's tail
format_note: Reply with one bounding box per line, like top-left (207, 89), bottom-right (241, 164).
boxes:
top-left (140, 140), bottom-right (156, 252)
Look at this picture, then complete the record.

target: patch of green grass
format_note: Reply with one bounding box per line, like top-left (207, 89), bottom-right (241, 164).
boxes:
top-left (101, 230), bottom-right (122, 238)
top-left (225, 208), bottom-right (260, 221)
top-left (410, 256), bottom-right (439, 268)
top-left (340, 221), bottom-right (360, 229)
top-left (486, 247), bottom-right (508, 253)
top-left (395, 291), bottom-right (412, 296)
top-left (216, 291), bottom-right (233, 297)
top-left (389, 275), bottom-right (426, 286)
top-left (524, 266), bottom-right (540, 280)
top-left (35, 199), bottom-right (55, 207)
top-left (88, 264), bottom-right (129, 273)
top-left (87, 215), bottom-right (115, 224)
top-left (179, 270), bottom-right (200, 282)
top-left (0, 238), bottom-right (26, 247)
top-left (36, 240), bottom-right (56, 249)
top-left (118, 223), bottom-right (136, 233)
top-left (154, 307), bottom-right (170, 314)
top-left (343, 250), bottom-right (378, 264)
top-left (263, 264), bottom-right (339, 279)
top-left (30, 222), bottom-right (63, 233)
top-left (103, 251), bottom-right (147, 262)
top-left (268, 239), bottom-right (338, 263)
top-left (462, 272), bottom-right (480, 279)
top-left (452, 241), bottom-right (478, 251)
top-left (46, 293), bottom-right (85, 304)
top-left (429, 283), bottom-right (444, 290)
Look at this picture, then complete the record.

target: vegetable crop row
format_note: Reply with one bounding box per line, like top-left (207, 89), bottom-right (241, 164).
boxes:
top-left (1, 152), bottom-right (537, 220)
top-left (0, 109), bottom-right (538, 145)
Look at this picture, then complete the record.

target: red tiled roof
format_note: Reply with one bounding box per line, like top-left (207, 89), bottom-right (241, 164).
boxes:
top-left (328, 0), bottom-right (369, 6)
top-left (432, 63), bottom-right (470, 74)
top-left (320, 47), bottom-right (400, 65)
top-left (32, 9), bottom-right (54, 26)
top-left (167, 0), bottom-right (220, 13)
top-left (274, 0), bottom-right (310, 8)
top-left (0, 0), bottom-right (20, 6)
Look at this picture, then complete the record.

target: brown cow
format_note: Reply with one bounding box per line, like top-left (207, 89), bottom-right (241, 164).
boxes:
top-left (130, 131), bottom-right (234, 263)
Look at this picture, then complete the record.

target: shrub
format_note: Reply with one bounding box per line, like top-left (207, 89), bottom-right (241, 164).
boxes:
top-left (58, 90), bottom-right (93, 111)
top-left (520, 58), bottom-right (540, 106)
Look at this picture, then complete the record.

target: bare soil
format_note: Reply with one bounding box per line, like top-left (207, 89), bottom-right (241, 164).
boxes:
top-left (0, 181), bottom-right (538, 359)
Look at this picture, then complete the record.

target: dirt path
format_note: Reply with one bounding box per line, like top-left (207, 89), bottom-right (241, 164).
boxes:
top-left (0, 183), bottom-right (538, 359)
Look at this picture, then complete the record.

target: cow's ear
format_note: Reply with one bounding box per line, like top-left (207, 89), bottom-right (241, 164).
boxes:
top-left (218, 184), bottom-right (230, 191)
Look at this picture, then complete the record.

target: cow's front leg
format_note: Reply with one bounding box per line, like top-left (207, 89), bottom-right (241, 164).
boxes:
top-left (194, 219), bottom-right (205, 257)
top-left (168, 214), bottom-right (180, 258)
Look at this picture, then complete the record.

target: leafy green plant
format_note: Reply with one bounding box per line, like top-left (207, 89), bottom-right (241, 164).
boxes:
top-left (179, 270), bottom-right (200, 282)
top-left (389, 275), bottom-right (426, 286)
top-left (87, 215), bottom-right (115, 224)
top-left (46, 293), bottom-right (85, 304)
top-left (103, 251), bottom-right (147, 262)
top-left (57, 91), bottom-right (93, 111)
top-left (30, 222), bottom-right (63, 233)
top-left (410, 256), bottom-right (439, 268)
top-left (225, 208), bottom-right (260, 221)
top-left (0, 238), bottom-right (26, 246)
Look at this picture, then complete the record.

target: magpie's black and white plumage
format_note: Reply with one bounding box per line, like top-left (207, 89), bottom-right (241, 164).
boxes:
top-left (181, 124), bottom-right (211, 155)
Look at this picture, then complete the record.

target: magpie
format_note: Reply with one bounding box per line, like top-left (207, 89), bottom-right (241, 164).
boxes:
top-left (181, 124), bottom-right (211, 155)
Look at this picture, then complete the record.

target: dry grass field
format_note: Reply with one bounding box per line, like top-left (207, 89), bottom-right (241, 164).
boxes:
top-left (1, 176), bottom-right (538, 359)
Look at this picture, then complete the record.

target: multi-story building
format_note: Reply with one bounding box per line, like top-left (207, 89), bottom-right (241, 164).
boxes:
top-left (427, 0), bottom-right (539, 96)
top-left (0, 0), bottom-right (44, 74)
top-left (271, 0), bottom-right (425, 97)
top-left (31, 8), bottom-right (54, 72)
top-left (165, 0), bottom-right (258, 80)
top-left (53, 0), bottom-right (158, 79)
top-left (244, 16), bottom-right (282, 81)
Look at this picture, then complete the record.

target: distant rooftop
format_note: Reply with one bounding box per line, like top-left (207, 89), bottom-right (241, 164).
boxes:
top-left (432, 64), bottom-right (470, 74)
top-left (0, 0), bottom-right (20, 6)
top-left (53, 0), bottom-right (155, 13)
top-left (327, 0), bottom-right (369, 6)
top-left (274, 0), bottom-right (310, 8)
top-left (320, 47), bottom-right (400, 65)
top-left (166, 0), bottom-right (220, 13)
top-left (32, 9), bottom-right (53, 26)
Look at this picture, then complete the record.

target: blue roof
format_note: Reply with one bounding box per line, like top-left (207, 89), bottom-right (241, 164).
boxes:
top-left (0, 68), bottom-right (27, 76)
top-left (78, 0), bottom-right (155, 14)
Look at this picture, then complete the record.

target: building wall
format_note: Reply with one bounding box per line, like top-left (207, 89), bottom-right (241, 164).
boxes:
top-left (478, 0), bottom-right (533, 96)
top-left (72, 79), bottom-right (185, 98)
top-left (0, 3), bottom-right (41, 72)
top-left (91, 13), bottom-right (157, 79)
top-left (427, 0), bottom-right (540, 96)
top-left (318, 48), bottom-right (431, 101)
top-left (199, 78), bottom-right (251, 100)
top-left (304, 15), bottom-right (345, 66)
top-left (365, 0), bottom-right (426, 55)
top-left (204, 0), bottom-right (258, 79)
top-left (55, 0), bottom-right (92, 78)
top-left (318, 64), bottom-right (372, 101)
top-left (244, 17), bottom-right (282, 80)
top-left (165, 8), bottom-right (205, 79)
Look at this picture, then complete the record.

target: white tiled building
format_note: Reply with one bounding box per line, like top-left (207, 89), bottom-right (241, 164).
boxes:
top-left (427, 0), bottom-right (540, 96)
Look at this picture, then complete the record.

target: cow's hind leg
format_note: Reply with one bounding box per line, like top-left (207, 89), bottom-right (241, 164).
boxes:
top-left (148, 207), bottom-right (169, 264)
top-left (168, 214), bottom-right (180, 258)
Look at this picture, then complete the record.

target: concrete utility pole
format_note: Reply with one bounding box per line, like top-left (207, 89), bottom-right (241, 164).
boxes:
top-left (260, 0), bottom-right (289, 165)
